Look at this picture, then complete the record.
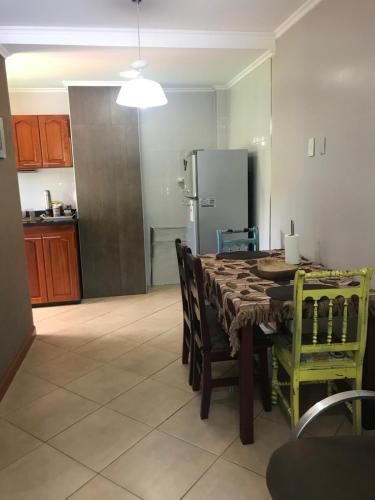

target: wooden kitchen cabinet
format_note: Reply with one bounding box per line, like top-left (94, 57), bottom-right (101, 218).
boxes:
top-left (38, 115), bottom-right (73, 167)
top-left (12, 115), bottom-right (42, 170)
top-left (24, 225), bottom-right (80, 305)
top-left (24, 235), bottom-right (48, 304)
top-left (12, 114), bottom-right (73, 170)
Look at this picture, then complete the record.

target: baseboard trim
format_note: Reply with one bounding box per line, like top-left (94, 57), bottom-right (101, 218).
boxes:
top-left (0, 326), bottom-right (36, 401)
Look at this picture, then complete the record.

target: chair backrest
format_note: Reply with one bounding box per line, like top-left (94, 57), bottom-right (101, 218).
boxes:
top-left (216, 227), bottom-right (259, 253)
top-left (175, 238), bottom-right (191, 325)
top-left (184, 252), bottom-right (211, 352)
top-left (292, 268), bottom-right (373, 368)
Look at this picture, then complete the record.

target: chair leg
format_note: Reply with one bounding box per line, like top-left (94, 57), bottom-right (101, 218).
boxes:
top-left (271, 346), bottom-right (279, 405)
top-left (182, 321), bottom-right (189, 365)
top-left (200, 354), bottom-right (212, 419)
top-left (259, 348), bottom-right (272, 412)
top-left (290, 378), bottom-right (300, 428)
top-left (353, 374), bottom-right (362, 435)
top-left (327, 380), bottom-right (333, 397)
top-left (192, 344), bottom-right (201, 392)
top-left (188, 331), bottom-right (195, 386)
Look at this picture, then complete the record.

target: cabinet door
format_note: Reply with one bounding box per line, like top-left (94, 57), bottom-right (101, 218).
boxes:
top-left (12, 115), bottom-right (42, 169)
top-left (38, 115), bottom-right (73, 167)
top-left (42, 229), bottom-right (80, 302)
top-left (24, 236), bottom-right (48, 304)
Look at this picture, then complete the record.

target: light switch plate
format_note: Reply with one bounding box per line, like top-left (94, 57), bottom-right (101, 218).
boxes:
top-left (307, 137), bottom-right (315, 157)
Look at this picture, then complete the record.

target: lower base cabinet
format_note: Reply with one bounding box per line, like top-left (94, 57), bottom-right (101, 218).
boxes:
top-left (24, 224), bottom-right (81, 305)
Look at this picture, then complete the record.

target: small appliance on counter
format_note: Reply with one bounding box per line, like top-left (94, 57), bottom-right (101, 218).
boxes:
top-left (44, 190), bottom-right (53, 216)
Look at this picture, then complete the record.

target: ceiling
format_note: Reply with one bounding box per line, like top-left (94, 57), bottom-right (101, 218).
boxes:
top-left (0, 0), bottom-right (306, 32)
top-left (0, 0), bottom-right (309, 88)
top-left (5, 45), bottom-right (264, 88)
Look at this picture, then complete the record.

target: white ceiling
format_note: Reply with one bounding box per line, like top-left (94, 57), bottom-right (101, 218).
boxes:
top-left (0, 0), bottom-right (306, 32)
top-left (5, 45), bottom-right (264, 88)
top-left (1, 0), bottom-right (310, 88)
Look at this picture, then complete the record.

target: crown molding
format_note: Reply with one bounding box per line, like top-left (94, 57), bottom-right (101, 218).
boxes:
top-left (0, 26), bottom-right (275, 50)
top-left (274, 0), bottom-right (323, 38)
top-left (63, 81), bottom-right (215, 92)
top-left (215, 50), bottom-right (273, 90)
top-left (0, 44), bottom-right (10, 57)
top-left (9, 87), bottom-right (67, 93)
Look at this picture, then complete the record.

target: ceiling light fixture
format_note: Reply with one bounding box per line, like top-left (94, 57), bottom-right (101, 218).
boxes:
top-left (116, 0), bottom-right (167, 109)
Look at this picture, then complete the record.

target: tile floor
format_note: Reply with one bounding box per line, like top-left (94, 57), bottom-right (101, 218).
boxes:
top-left (0, 285), bottom-right (357, 499)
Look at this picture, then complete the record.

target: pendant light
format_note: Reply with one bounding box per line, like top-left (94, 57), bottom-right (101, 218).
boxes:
top-left (116, 0), bottom-right (167, 109)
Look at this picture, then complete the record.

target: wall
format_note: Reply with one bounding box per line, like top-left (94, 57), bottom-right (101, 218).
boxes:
top-left (9, 90), bottom-right (77, 211)
top-left (217, 60), bottom-right (272, 250)
top-left (140, 90), bottom-right (217, 284)
top-left (271, 0), bottom-right (375, 272)
top-left (69, 86), bottom-right (146, 297)
top-left (0, 57), bottom-right (34, 388)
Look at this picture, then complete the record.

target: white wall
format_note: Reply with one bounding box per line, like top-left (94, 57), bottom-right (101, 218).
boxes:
top-left (272, 0), bottom-right (375, 274)
top-left (140, 90), bottom-right (218, 284)
top-left (217, 60), bottom-right (272, 250)
top-left (9, 90), bottom-right (77, 211)
top-left (17, 169), bottom-right (77, 210)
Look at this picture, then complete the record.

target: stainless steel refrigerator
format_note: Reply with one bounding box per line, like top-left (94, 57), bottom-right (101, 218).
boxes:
top-left (183, 149), bottom-right (249, 254)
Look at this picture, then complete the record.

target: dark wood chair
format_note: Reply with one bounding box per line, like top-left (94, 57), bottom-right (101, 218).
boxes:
top-left (175, 238), bottom-right (193, 384)
top-left (184, 251), bottom-right (272, 419)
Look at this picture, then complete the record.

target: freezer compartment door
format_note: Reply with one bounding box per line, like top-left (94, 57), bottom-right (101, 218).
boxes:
top-left (185, 198), bottom-right (199, 254)
top-left (183, 152), bottom-right (198, 198)
top-left (197, 149), bottom-right (248, 254)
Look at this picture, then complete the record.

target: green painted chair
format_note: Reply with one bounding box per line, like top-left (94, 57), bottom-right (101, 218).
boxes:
top-left (272, 267), bottom-right (373, 434)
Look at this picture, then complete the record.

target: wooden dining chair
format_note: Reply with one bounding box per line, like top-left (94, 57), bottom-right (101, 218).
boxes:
top-left (175, 238), bottom-right (193, 384)
top-left (216, 227), bottom-right (259, 253)
top-left (184, 251), bottom-right (272, 419)
top-left (272, 268), bottom-right (373, 433)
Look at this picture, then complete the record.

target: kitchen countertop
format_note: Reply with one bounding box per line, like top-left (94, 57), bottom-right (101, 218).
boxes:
top-left (22, 217), bottom-right (79, 227)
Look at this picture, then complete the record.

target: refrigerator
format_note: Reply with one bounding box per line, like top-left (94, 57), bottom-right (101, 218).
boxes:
top-left (183, 149), bottom-right (249, 254)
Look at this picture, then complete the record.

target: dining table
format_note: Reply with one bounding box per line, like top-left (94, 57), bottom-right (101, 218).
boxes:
top-left (199, 250), bottom-right (375, 444)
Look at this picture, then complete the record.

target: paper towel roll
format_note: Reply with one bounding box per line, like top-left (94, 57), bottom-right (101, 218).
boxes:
top-left (285, 234), bottom-right (300, 265)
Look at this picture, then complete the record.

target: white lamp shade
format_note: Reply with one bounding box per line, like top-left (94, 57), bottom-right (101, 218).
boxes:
top-left (116, 78), bottom-right (168, 108)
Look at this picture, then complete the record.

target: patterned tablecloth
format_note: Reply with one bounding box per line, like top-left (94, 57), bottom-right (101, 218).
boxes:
top-left (200, 250), bottom-right (375, 354)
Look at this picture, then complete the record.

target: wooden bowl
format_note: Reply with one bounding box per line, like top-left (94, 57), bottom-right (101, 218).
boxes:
top-left (257, 258), bottom-right (297, 281)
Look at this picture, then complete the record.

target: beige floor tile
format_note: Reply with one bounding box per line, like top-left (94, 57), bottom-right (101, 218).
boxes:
top-left (0, 444), bottom-right (94, 500)
top-left (74, 333), bottom-right (140, 362)
top-left (39, 323), bottom-right (112, 350)
top-left (159, 391), bottom-right (240, 455)
top-left (49, 407), bottom-right (150, 472)
top-left (223, 416), bottom-right (290, 476)
top-left (102, 430), bottom-right (215, 500)
top-left (258, 403), bottom-right (290, 428)
top-left (24, 351), bottom-right (102, 385)
top-left (111, 344), bottom-right (179, 377)
top-left (20, 340), bottom-right (67, 371)
top-left (108, 379), bottom-right (194, 426)
top-left (0, 419), bottom-right (42, 471)
top-left (84, 313), bottom-right (135, 333)
top-left (184, 458), bottom-right (271, 500)
top-left (0, 371), bottom-right (57, 417)
top-left (151, 359), bottom-right (192, 392)
top-left (65, 365), bottom-right (145, 404)
top-left (146, 325), bottom-right (183, 354)
top-left (113, 317), bottom-right (182, 344)
top-left (6, 388), bottom-right (99, 440)
top-left (69, 475), bottom-right (139, 500)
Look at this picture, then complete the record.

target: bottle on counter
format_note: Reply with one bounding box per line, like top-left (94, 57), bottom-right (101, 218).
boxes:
top-left (44, 190), bottom-right (53, 216)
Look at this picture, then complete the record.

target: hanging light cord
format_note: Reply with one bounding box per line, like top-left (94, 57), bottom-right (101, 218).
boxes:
top-left (136, 0), bottom-right (142, 61)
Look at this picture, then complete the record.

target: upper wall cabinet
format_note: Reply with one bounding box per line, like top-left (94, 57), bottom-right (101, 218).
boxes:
top-left (12, 115), bottom-right (42, 169)
top-left (12, 114), bottom-right (73, 170)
